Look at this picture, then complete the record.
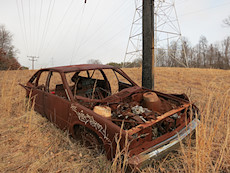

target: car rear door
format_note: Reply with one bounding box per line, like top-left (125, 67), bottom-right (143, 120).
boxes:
top-left (25, 70), bottom-right (49, 116)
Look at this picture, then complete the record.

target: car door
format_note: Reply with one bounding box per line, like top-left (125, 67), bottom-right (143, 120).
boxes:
top-left (44, 71), bottom-right (71, 130)
top-left (25, 70), bottom-right (49, 116)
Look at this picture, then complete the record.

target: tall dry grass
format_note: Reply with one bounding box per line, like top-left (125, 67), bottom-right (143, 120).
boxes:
top-left (0, 67), bottom-right (229, 172)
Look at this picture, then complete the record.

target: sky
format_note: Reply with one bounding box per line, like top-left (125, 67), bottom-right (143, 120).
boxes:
top-left (0, 0), bottom-right (229, 69)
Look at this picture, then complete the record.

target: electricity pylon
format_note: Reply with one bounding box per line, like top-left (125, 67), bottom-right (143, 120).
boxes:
top-left (124, 0), bottom-right (188, 69)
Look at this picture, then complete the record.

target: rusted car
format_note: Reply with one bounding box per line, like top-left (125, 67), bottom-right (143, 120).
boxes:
top-left (21, 64), bottom-right (199, 168)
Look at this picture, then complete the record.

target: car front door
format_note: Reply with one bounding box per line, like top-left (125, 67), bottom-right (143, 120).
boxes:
top-left (44, 71), bottom-right (71, 130)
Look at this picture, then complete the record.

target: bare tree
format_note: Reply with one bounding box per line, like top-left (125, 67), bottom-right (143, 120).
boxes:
top-left (87, 59), bottom-right (102, 64)
top-left (222, 37), bottom-right (230, 68)
top-left (0, 25), bottom-right (13, 52)
top-left (132, 58), bottom-right (142, 67)
top-left (199, 35), bottom-right (208, 67)
top-left (207, 44), bottom-right (214, 67)
top-left (156, 48), bottom-right (166, 67)
top-left (0, 24), bottom-right (20, 70)
top-left (180, 37), bottom-right (190, 67)
top-left (223, 16), bottom-right (230, 27)
top-left (168, 41), bottom-right (178, 67)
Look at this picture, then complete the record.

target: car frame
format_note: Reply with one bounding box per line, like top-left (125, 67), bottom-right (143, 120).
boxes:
top-left (20, 64), bottom-right (199, 169)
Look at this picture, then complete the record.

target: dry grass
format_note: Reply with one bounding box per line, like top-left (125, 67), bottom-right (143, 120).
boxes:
top-left (0, 67), bottom-right (230, 172)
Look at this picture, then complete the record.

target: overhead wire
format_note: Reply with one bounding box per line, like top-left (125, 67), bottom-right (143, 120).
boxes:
top-left (38, 0), bottom-right (53, 56)
top-left (38, 0), bottom-right (56, 57)
top-left (47, 2), bottom-right (86, 61)
top-left (70, 4), bottom-right (86, 65)
top-left (78, 0), bottom-right (131, 49)
top-left (28, 0), bottom-right (31, 54)
top-left (71, 0), bottom-right (132, 62)
top-left (176, 0), bottom-right (188, 7)
top-left (78, 22), bottom-right (132, 63)
top-left (20, 0), bottom-right (29, 55)
top-left (16, 0), bottom-right (28, 55)
top-left (72, 0), bottom-right (102, 61)
top-left (15, 0), bottom-right (137, 67)
top-left (28, 0), bottom-right (133, 66)
top-left (35, 0), bottom-right (43, 56)
top-left (40, 0), bottom-right (56, 56)
top-left (40, 0), bottom-right (75, 57)
top-left (179, 1), bottom-right (230, 18)
top-left (32, 0), bottom-right (37, 54)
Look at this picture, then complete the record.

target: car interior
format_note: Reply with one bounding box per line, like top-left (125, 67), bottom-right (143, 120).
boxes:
top-left (70, 70), bottom-right (111, 100)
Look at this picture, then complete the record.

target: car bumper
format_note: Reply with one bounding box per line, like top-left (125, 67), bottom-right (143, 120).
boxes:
top-left (128, 118), bottom-right (200, 169)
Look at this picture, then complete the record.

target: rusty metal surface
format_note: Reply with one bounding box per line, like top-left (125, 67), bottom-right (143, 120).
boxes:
top-left (128, 119), bottom-right (200, 169)
top-left (20, 64), bottom-right (199, 168)
top-left (40, 64), bottom-right (116, 73)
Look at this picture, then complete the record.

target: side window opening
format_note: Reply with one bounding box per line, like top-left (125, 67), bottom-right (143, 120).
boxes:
top-left (28, 72), bottom-right (39, 85)
top-left (65, 70), bottom-right (111, 99)
top-left (37, 71), bottom-right (49, 90)
top-left (48, 72), bottom-right (68, 100)
top-left (113, 71), bottom-right (133, 91)
top-left (101, 69), bottom-right (134, 94)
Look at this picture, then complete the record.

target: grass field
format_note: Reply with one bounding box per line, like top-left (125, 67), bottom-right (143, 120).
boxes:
top-left (0, 67), bottom-right (229, 172)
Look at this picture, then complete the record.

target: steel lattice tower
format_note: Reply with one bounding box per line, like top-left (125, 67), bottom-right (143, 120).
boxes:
top-left (124, 0), bottom-right (188, 68)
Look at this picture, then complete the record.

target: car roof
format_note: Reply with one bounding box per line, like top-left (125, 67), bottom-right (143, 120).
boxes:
top-left (40, 64), bottom-right (117, 73)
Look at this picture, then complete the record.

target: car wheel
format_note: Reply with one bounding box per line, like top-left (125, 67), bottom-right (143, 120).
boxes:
top-left (75, 125), bottom-right (104, 153)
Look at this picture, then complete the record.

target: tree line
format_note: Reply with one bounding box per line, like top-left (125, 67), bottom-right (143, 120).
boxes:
top-left (103, 34), bottom-right (230, 69)
top-left (156, 35), bottom-right (230, 69)
top-left (0, 25), bottom-right (22, 70)
top-left (106, 16), bottom-right (230, 69)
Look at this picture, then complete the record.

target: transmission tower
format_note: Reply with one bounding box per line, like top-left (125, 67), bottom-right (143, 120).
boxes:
top-left (124, 0), bottom-right (188, 68)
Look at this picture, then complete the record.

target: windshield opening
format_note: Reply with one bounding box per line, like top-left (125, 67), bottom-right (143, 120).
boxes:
top-left (65, 69), bottom-right (134, 100)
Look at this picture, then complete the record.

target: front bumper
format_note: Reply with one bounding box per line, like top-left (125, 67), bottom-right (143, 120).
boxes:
top-left (128, 118), bottom-right (200, 169)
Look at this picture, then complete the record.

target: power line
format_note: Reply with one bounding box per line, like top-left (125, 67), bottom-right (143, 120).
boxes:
top-left (38, 0), bottom-right (56, 56)
top-left (41, 0), bottom-right (56, 53)
top-left (71, 0), bottom-right (132, 62)
top-left (20, 0), bottom-right (29, 55)
top-left (179, 2), bottom-right (230, 18)
top-left (40, 0), bottom-right (75, 57)
top-left (36, 0), bottom-right (43, 56)
top-left (78, 22), bottom-right (132, 62)
top-left (70, 4), bottom-right (86, 64)
top-left (46, 2), bottom-right (85, 60)
top-left (32, 0), bottom-right (37, 54)
top-left (72, 0), bottom-right (102, 60)
top-left (16, 0), bottom-right (28, 54)
top-left (28, 0), bottom-right (31, 52)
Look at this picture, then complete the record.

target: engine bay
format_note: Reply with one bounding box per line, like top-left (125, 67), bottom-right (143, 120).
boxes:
top-left (75, 86), bottom-right (188, 140)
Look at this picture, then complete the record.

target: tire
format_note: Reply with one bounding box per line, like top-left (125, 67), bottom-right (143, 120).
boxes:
top-left (74, 125), bottom-right (104, 154)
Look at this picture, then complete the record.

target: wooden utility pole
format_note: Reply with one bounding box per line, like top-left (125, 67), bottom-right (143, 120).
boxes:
top-left (142, 0), bottom-right (154, 89)
top-left (28, 56), bottom-right (39, 70)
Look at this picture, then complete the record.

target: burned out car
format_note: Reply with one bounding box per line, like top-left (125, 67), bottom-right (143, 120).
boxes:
top-left (21, 64), bottom-right (199, 168)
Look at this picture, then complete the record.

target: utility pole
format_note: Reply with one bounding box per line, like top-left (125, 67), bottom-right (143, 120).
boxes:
top-left (28, 56), bottom-right (39, 70)
top-left (142, 0), bottom-right (154, 89)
